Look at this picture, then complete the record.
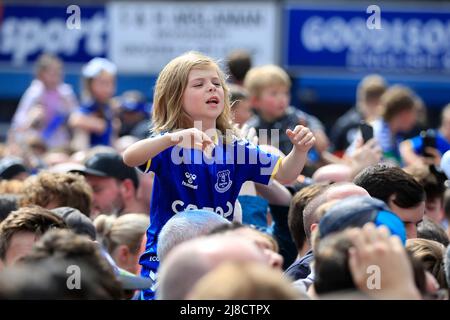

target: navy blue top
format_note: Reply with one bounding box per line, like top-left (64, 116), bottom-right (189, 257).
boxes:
top-left (284, 249), bottom-right (314, 281)
top-left (79, 101), bottom-right (113, 146)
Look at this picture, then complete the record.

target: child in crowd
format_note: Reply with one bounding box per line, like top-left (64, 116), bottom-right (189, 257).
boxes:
top-left (347, 85), bottom-right (419, 166)
top-left (123, 51), bottom-right (315, 299)
top-left (244, 65), bottom-right (329, 175)
top-left (69, 58), bottom-right (117, 150)
top-left (115, 90), bottom-right (151, 139)
top-left (94, 214), bottom-right (149, 275)
top-left (401, 103), bottom-right (450, 166)
top-left (9, 54), bottom-right (78, 150)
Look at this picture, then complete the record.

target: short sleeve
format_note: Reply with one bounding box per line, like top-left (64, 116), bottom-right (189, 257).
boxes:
top-left (237, 140), bottom-right (281, 186)
top-left (137, 133), bottom-right (169, 175)
top-left (138, 156), bottom-right (160, 174)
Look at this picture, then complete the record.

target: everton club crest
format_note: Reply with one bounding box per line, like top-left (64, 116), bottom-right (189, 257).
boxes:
top-left (215, 170), bottom-right (232, 193)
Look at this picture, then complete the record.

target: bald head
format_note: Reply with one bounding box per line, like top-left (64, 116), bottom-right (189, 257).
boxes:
top-left (156, 234), bottom-right (266, 300)
top-left (312, 164), bottom-right (353, 183)
top-left (326, 183), bottom-right (369, 200)
top-left (303, 183), bottom-right (370, 241)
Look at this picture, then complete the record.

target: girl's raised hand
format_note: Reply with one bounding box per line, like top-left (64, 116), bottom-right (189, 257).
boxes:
top-left (286, 125), bottom-right (315, 152)
top-left (169, 128), bottom-right (214, 153)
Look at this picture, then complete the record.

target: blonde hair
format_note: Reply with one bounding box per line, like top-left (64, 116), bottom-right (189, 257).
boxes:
top-left (94, 214), bottom-right (149, 254)
top-left (244, 65), bottom-right (291, 98)
top-left (152, 51), bottom-right (235, 142)
top-left (356, 74), bottom-right (387, 104)
top-left (20, 172), bottom-right (93, 215)
top-left (34, 53), bottom-right (62, 76)
top-left (406, 238), bottom-right (447, 289)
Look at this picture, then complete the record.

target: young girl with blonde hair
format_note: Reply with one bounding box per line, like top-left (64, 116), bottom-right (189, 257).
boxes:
top-left (123, 51), bottom-right (315, 299)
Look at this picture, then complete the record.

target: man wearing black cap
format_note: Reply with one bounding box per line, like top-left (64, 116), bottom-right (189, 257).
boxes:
top-left (72, 152), bottom-right (147, 218)
top-left (0, 157), bottom-right (29, 181)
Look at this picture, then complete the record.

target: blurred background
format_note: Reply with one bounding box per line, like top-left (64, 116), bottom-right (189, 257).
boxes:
top-left (0, 0), bottom-right (449, 141)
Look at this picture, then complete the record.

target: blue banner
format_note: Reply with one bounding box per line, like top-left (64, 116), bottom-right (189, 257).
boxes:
top-left (284, 5), bottom-right (450, 74)
top-left (0, 4), bottom-right (107, 67)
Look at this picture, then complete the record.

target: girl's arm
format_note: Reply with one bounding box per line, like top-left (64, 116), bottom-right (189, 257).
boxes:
top-left (69, 113), bottom-right (106, 134)
top-left (275, 125), bottom-right (315, 185)
top-left (123, 128), bottom-right (213, 167)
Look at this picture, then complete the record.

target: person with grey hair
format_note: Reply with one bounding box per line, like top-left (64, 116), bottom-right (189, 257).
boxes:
top-left (157, 209), bottom-right (229, 262)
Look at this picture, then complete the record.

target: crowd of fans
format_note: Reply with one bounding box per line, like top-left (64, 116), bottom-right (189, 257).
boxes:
top-left (0, 50), bottom-right (449, 300)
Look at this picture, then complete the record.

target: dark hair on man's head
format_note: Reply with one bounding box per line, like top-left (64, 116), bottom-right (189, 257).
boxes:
top-left (404, 164), bottom-right (446, 203)
top-left (417, 216), bottom-right (449, 247)
top-left (0, 206), bottom-right (66, 260)
top-left (288, 183), bottom-right (329, 250)
top-left (226, 50), bottom-right (252, 83)
top-left (0, 194), bottom-right (19, 222)
top-left (22, 229), bottom-right (123, 299)
top-left (353, 164), bottom-right (425, 208)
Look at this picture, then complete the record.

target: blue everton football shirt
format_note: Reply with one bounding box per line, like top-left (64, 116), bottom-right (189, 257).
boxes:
top-left (138, 135), bottom-right (281, 299)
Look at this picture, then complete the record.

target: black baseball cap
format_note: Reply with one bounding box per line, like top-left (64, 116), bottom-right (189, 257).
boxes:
top-left (71, 152), bottom-right (139, 189)
top-left (51, 207), bottom-right (96, 241)
top-left (0, 157), bottom-right (29, 180)
top-left (319, 196), bottom-right (407, 244)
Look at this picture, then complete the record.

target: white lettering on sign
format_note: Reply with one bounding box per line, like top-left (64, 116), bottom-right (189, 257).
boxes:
top-left (1, 12), bottom-right (106, 65)
top-left (301, 15), bottom-right (449, 55)
top-left (300, 13), bottom-right (450, 70)
top-left (108, 2), bottom-right (277, 73)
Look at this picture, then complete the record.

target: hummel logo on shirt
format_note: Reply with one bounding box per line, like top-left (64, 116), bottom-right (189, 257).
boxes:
top-left (182, 172), bottom-right (198, 189)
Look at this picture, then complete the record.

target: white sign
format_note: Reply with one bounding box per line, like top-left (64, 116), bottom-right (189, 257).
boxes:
top-left (108, 1), bottom-right (277, 73)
